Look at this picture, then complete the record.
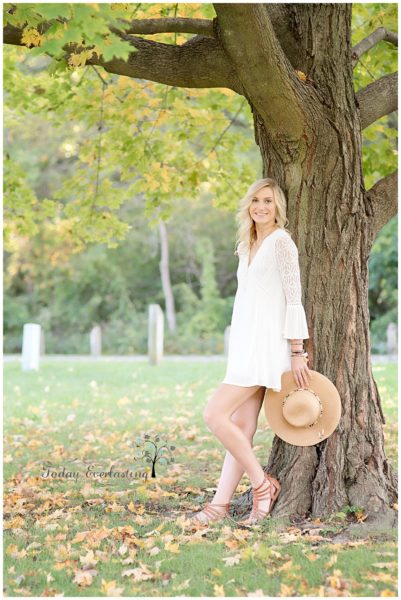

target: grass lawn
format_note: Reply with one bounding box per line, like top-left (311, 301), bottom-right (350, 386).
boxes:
top-left (3, 359), bottom-right (398, 597)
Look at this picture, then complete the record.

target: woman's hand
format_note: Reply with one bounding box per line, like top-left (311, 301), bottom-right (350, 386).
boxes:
top-left (291, 356), bottom-right (312, 388)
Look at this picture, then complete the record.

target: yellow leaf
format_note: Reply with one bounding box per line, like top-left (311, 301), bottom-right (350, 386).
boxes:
top-left (295, 70), bottom-right (307, 81)
top-left (79, 550), bottom-right (97, 568)
top-left (164, 541), bottom-right (180, 554)
top-left (4, 516), bottom-right (25, 529)
top-left (279, 583), bottom-right (295, 595)
top-left (148, 98), bottom-right (162, 107)
top-left (214, 584), bottom-right (225, 596)
top-left (117, 396), bottom-right (130, 406)
top-left (21, 27), bottom-right (43, 47)
top-left (222, 554), bottom-right (241, 566)
top-left (380, 590), bottom-right (396, 596)
top-left (101, 579), bottom-right (124, 596)
top-left (219, 89), bottom-right (237, 97)
top-left (68, 50), bottom-right (95, 69)
top-left (73, 570), bottom-right (94, 587)
top-left (325, 554), bottom-right (338, 568)
top-left (305, 553), bottom-right (319, 561)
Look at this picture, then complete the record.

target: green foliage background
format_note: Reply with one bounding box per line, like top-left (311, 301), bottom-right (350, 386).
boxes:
top-left (3, 3), bottom-right (397, 354)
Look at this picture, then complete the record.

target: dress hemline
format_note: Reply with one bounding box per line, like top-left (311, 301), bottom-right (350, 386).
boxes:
top-left (222, 378), bottom-right (281, 392)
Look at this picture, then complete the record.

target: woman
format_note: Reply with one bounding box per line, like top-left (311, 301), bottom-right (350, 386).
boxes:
top-left (191, 178), bottom-right (312, 526)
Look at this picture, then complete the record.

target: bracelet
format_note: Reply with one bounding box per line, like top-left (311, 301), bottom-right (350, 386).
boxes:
top-left (291, 351), bottom-right (308, 358)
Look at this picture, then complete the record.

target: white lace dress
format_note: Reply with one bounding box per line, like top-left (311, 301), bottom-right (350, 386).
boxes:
top-left (222, 228), bottom-right (309, 392)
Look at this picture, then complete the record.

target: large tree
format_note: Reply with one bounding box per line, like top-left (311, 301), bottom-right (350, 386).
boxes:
top-left (4, 3), bottom-right (398, 524)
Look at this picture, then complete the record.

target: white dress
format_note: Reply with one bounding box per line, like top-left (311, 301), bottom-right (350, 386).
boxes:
top-left (222, 228), bottom-right (309, 392)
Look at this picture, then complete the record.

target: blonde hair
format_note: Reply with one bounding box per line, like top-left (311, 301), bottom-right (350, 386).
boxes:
top-left (234, 178), bottom-right (291, 256)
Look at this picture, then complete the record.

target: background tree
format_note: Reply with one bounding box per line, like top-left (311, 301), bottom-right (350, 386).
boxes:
top-left (3, 3), bottom-right (398, 524)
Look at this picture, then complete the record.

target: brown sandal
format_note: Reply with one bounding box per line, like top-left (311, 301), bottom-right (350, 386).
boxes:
top-left (240, 472), bottom-right (281, 525)
top-left (190, 502), bottom-right (231, 525)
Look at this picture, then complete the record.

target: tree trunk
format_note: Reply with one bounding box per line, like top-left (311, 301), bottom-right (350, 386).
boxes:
top-left (237, 6), bottom-right (398, 524)
top-left (158, 220), bottom-right (177, 334)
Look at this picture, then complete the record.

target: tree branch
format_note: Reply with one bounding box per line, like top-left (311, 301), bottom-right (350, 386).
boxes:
top-left (356, 72), bottom-right (397, 129)
top-left (3, 23), bottom-right (242, 92)
top-left (213, 3), bottom-right (311, 144)
top-left (113, 17), bottom-right (215, 37)
top-left (367, 171), bottom-right (398, 239)
top-left (352, 27), bottom-right (398, 68)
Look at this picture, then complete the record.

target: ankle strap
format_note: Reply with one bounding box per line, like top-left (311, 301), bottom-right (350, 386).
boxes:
top-left (253, 474), bottom-right (267, 492)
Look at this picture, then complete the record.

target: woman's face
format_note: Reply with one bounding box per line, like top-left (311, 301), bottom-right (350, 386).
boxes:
top-left (248, 186), bottom-right (277, 226)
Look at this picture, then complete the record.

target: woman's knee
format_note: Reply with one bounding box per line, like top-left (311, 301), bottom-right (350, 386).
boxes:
top-left (203, 405), bottom-right (219, 431)
top-left (232, 418), bottom-right (257, 440)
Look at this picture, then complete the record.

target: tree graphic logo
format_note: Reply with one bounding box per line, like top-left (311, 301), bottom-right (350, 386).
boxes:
top-left (134, 434), bottom-right (175, 479)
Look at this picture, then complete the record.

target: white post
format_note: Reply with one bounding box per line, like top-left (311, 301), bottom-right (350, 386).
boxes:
top-left (21, 323), bottom-right (41, 371)
top-left (224, 325), bottom-right (231, 355)
top-left (90, 325), bottom-right (102, 356)
top-left (148, 304), bottom-right (164, 365)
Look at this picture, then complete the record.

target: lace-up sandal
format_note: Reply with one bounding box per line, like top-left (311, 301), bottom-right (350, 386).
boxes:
top-left (190, 501), bottom-right (231, 526)
top-left (239, 472), bottom-right (281, 526)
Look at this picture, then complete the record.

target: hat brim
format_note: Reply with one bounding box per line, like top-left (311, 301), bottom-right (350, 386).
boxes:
top-left (264, 370), bottom-right (342, 446)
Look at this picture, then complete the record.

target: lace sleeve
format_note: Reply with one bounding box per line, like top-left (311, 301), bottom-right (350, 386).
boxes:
top-left (275, 235), bottom-right (309, 340)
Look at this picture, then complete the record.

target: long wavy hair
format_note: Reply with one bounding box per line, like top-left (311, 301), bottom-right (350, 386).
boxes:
top-left (234, 178), bottom-right (291, 256)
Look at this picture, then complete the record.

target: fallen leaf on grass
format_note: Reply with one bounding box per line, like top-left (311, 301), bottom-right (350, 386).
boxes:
top-left (73, 569), bottom-right (97, 587)
top-left (80, 549), bottom-right (98, 567)
top-left (4, 516), bottom-right (25, 529)
top-left (365, 572), bottom-right (394, 583)
top-left (221, 554), bottom-right (241, 566)
top-left (279, 532), bottom-right (299, 543)
top-left (122, 563), bottom-right (155, 581)
top-left (214, 584), bottom-right (225, 596)
top-left (164, 541), bottom-right (180, 554)
top-left (6, 544), bottom-right (27, 559)
top-left (325, 554), bottom-right (338, 568)
top-left (175, 578), bottom-right (191, 590)
top-left (305, 553), bottom-right (319, 561)
top-left (101, 578), bottom-right (124, 596)
top-left (225, 539), bottom-right (240, 550)
top-left (71, 528), bottom-right (110, 544)
top-left (372, 562), bottom-right (397, 570)
top-left (278, 583), bottom-right (295, 596)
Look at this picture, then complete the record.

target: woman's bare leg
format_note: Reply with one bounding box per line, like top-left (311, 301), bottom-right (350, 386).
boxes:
top-left (202, 383), bottom-right (270, 513)
top-left (212, 387), bottom-right (265, 504)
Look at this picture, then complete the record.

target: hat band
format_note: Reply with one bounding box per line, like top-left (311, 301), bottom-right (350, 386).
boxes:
top-left (282, 389), bottom-right (323, 428)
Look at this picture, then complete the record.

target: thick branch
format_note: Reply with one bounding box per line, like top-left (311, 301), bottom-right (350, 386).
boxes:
top-left (213, 3), bottom-right (310, 144)
top-left (367, 171), bottom-right (398, 238)
top-left (115, 17), bottom-right (214, 37)
top-left (352, 27), bottom-right (398, 68)
top-left (3, 23), bottom-right (242, 92)
top-left (356, 72), bottom-right (397, 129)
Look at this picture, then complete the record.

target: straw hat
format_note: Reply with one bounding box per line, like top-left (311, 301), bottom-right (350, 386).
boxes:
top-left (264, 368), bottom-right (342, 446)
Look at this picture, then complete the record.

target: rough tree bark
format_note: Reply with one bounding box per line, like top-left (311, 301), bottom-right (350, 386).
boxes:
top-left (4, 3), bottom-right (398, 524)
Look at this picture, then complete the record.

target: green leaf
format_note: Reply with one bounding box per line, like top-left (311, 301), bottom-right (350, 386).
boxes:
top-left (101, 35), bottom-right (133, 62)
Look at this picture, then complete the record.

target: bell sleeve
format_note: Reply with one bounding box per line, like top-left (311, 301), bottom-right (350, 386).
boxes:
top-left (275, 235), bottom-right (309, 340)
